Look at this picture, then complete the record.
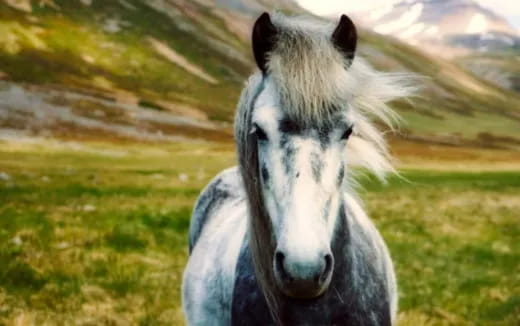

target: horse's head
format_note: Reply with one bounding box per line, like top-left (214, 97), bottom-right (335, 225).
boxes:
top-left (242, 13), bottom-right (358, 299)
top-left (236, 13), bottom-right (413, 314)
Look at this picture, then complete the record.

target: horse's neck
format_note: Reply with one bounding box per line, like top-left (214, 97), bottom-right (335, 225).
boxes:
top-left (327, 201), bottom-right (354, 293)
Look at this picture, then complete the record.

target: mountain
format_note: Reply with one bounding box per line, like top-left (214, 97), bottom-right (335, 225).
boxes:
top-left (456, 53), bottom-right (520, 92)
top-left (357, 0), bottom-right (519, 57)
top-left (0, 0), bottom-right (519, 149)
top-left (0, 0), bottom-right (255, 142)
top-left (215, 0), bottom-right (301, 15)
top-left (345, 0), bottom-right (520, 93)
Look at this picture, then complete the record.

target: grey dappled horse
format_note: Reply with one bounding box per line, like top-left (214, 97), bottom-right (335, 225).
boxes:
top-left (183, 12), bottom-right (415, 326)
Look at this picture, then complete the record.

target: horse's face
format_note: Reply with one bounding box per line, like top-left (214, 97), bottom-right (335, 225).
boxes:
top-left (252, 84), bottom-right (353, 299)
top-left (247, 12), bottom-right (358, 300)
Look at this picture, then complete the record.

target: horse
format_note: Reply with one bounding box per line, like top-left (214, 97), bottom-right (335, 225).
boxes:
top-left (182, 12), bottom-right (416, 325)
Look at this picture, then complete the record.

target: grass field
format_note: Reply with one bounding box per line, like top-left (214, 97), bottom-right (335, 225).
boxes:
top-left (0, 139), bottom-right (519, 325)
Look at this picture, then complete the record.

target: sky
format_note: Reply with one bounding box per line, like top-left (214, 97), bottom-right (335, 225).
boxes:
top-left (297, 0), bottom-right (520, 31)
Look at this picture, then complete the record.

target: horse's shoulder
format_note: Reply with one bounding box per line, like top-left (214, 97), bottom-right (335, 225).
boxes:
top-left (343, 191), bottom-right (397, 321)
top-left (194, 166), bottom-right (244, 211)
top-left (189, 166), bottom-right (245, 252)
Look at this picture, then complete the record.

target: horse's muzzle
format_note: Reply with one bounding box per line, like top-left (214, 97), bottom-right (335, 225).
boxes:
top-left (273, 250), bottom-right (334, 299)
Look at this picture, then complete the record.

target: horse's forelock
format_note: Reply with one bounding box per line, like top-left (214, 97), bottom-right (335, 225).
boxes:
top-left (265, 13), bottom-right (417, 179)
top-left (266, 14), bottom-right (351, 126)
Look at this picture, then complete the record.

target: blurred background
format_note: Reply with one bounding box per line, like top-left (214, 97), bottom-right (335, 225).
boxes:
top-left (0, 0), bottom-right (518, 325)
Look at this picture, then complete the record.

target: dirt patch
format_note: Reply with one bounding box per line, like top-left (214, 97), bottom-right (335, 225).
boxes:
top-left (0, 81), bottom-right (228, 143)
top-left (3, 0), bottom-right (32, 12)
top-left (155, 100), bottom-right (208, 121)
top-left (147, 37), bottom-right (218, 84)
top-left (391, 136), bottom-right (520, 169)
top-left (477, 132), bottom-right (520, 146)
top-left (397, 131), bottom-right (520, 150)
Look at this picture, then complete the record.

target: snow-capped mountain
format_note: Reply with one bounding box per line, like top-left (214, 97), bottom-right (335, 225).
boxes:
top-left (356, 0), bottom-right (519, 56)
top-left (215, 0), bottom-right (302, 15)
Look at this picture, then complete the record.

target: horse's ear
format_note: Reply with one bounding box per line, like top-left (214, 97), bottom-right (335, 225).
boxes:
top-left (252, 12), bottom-right (277, 73)
top-left (331, 14), bottom-right (357, 66)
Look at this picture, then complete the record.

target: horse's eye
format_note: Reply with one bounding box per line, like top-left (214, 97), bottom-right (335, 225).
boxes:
top-left (341, 126), bottom-right (353, 140)
top-left (254, 125), bottom-right (268, 141)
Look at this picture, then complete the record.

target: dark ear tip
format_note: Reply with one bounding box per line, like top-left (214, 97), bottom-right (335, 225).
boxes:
top-left (254, 12), bottom-right (274, 32)
top-left (259, 12), bottom-right (270, 19)
top-left (338, 14), bottom-right (355, 28)
top-left (257, 12), bottom-right (271, 25)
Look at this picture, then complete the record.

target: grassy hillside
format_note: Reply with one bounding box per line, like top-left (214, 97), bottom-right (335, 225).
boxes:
top-left (0, 0), bottom-right (519, 148)
top-left (360, 31), bottom-right (520, 149)
top-left (456, 53), bottom-right (520, 93)
top-left (0, 140), bottom-right (518, 325)
top-left (0, 0), bottom-right (251, 121)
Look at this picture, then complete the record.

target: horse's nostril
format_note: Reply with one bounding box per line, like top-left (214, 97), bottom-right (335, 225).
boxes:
top-left (319, 254), bottom-right (333, 283)
top-left (275, 251), bottom-right (292, 281)
top-left (275, 251), bottom-right (285, 267)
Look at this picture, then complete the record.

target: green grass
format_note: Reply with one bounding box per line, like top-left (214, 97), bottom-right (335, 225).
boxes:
top-left (0, 140), bottom-right (235, 324)
top-left (361, 171), bottom-right (520, 325)
top-left (0, 140), bottom-right (518, 325)
top-left (398, 110), bottom-right (520, 140)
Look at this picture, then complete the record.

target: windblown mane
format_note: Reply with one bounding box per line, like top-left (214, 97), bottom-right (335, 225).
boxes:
top-left (234, 13), bottom-right (416, 323)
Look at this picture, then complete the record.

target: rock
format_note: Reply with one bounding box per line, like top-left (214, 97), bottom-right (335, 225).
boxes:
top-left (10, 236), bottom-right (22, 246)
top-left (82, 204), bottom-right (96, 212)
top-left (151, 173), bottom-right (164, 180)
top-left (0, 172), bottom-right (10, 181)
top-left (56, 241), bottom-right (70, 249)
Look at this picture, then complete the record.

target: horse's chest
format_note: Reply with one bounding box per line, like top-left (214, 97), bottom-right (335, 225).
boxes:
top-left (231, 246), bottom-right (391, 326)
